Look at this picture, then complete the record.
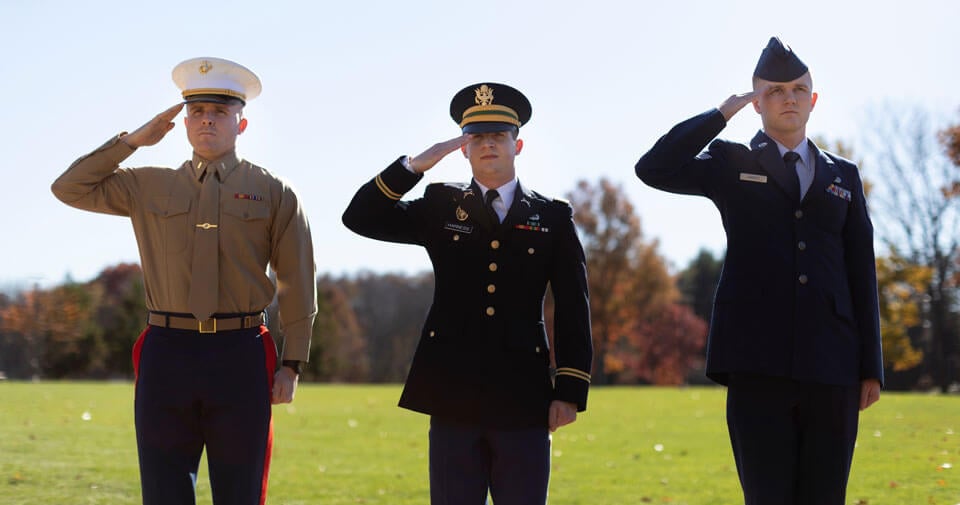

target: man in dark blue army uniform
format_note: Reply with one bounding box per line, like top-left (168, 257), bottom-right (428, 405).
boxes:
top-left (343, 82), bottom-right (593, 505)
top-left (635, 38), bottom-right (883, 504)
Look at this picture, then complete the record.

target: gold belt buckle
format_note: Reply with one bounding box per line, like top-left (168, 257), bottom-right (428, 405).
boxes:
top-left (198, 318), bottom-right (217, 333)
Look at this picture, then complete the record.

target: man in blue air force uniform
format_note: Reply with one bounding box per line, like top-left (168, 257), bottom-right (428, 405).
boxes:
top-left (343, 82), bottom-right (592, 505)
top-left (635, 38), bottom-right (883, 505)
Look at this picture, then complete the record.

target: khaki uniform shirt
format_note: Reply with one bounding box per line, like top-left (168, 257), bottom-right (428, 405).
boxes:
top-left (52, 135), bottom-right (317, 360)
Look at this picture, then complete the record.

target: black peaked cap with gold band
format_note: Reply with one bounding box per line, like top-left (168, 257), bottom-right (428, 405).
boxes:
top-left (753, 37), bottom-right (808, 82)
top-left (172, 57), bottom-right (262, 106)
top-left (450, 82), bottom-right (532, 134)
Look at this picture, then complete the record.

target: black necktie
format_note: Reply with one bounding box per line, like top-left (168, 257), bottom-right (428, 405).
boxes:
top-left (783, 151), bottom-right (801, 200)
top-left (485, 189), bottom-right (500, 224)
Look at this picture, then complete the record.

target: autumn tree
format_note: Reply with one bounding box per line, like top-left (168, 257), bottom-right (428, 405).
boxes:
top-left (941, 119), bottom-right (960, 167)
top-left (567, 178), bottom-right (704, 384)
top-left (91, 263), bottom-right (147, 377)
top-left (676, 248), bottom-right (723, 323)
top-left (863, 105), bottom-right (960, 391)
top-left (876, 251), bottom-right (930, 373)
top-left (940, 116), bottom-right (960, 298)
top-left (0, 285), bottom-right (102, 379)
top-left (343, 271), bottom-right (434, 382)
top-left (628, 303), bottom-right (707, 385)
top-left (309, 276), bottom-right (369, 382)
top-left (0, 287), bottom-right (45, 378)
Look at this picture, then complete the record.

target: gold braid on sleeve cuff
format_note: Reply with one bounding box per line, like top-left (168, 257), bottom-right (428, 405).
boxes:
top-left (556, 367), bottom-right (591, 383)
top-left (375, 174), bottom-right (403, 200)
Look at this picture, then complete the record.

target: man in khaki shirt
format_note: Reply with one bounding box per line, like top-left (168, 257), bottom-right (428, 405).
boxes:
top-left (51, 57), bottom-right (317, 505)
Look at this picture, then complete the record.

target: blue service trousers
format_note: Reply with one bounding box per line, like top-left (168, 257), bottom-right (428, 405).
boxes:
top-left (428, 417), bottom-right (551, 505)
top-left (726, 373), bottom-right (860, 505)
top-left (133, 324), bottom-right (277, 505)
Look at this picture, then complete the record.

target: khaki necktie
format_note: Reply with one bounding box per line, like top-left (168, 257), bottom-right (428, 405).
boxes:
top-left (187, 164), bottom-right (220, 321)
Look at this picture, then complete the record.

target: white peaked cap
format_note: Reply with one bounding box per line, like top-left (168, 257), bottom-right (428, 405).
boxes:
top-left (172, 57), bottom-right (262, 104)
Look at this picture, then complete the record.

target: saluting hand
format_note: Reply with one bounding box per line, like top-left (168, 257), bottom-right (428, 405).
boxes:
top-left (121, 103), bottom-right (184, 149)
top-left (272, 366), bottom-right (299, 404)
top-left (717, 87), bottom-right (766, 122)
top-left (408, 134), bottom-right (471, 174)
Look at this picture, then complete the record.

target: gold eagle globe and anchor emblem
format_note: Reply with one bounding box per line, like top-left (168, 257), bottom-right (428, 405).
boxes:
top-left (474, 84), bottom-right (494, 105)
top-left (198, 61), bottom-right (212, 74)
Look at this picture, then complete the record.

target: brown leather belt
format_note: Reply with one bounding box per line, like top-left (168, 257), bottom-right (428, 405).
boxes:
top-left (148, 311), bottom-right (265, 334)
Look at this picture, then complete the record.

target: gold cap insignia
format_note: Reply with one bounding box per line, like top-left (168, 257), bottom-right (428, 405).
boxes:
top-left (199, 61), bottom-right (212, 74)
top-left (474, 84), bottom-right (494, 106)
top-left (456, 206), bottom-right (469, 222)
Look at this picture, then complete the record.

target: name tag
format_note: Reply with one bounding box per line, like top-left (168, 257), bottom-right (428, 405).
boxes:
top-left (444, 223), bottom-right (474, 233)
top-left (739, 173), bottom-right (768, 183)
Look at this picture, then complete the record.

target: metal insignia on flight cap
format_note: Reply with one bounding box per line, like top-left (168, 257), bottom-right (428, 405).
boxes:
top-left (199, 60), bottom-right (212, 74)
top-left (456, 206), bottom-right (469, 222)
top-left (474, 84), bottom-right (494, 106)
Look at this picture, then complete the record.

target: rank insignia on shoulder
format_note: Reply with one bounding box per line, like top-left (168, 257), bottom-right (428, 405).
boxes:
top-left (456, 206), bottom-right (469, 221)
top-left (234, 193), bottom-right (263, 201)
top-left (825, 184), bottom-right (852, 201)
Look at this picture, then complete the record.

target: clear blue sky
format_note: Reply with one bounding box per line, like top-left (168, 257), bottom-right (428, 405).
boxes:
top-left (2, 0), bottom-right (958, 289)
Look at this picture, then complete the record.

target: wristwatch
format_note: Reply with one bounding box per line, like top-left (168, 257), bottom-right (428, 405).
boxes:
top-left (281, 360), bottom-right (303, 375)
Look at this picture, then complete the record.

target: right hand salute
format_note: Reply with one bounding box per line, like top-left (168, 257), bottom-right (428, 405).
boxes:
top-left (121, 103), bottom-right (184, 148)
top-left (408, 134), bottom-right (470, 173)
top-left (718, 87), bottom-right (766, 122)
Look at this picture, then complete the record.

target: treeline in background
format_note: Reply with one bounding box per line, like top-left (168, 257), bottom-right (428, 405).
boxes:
top-left (2, 105), bottom-right (959, 392)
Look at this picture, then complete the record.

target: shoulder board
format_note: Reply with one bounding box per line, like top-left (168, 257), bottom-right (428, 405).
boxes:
top-left (425, 182), bottom-right (471, 199)
top-left (821, 150), bottom-right (856, 169)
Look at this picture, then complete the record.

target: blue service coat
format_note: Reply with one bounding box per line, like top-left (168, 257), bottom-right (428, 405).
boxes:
top-left (343, 158), bottom-right (593, 428)
top-left (635, 109), bottom-right (883, 387)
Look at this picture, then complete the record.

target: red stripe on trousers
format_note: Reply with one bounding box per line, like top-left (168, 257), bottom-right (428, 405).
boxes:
top-left (259, 325), bottom-right (277, 505)
top-left (131, 326), bottom-right (150, 382)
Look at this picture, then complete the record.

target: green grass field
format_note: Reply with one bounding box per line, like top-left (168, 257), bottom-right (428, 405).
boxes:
top-left (1, 382), bottom-right (958, 504)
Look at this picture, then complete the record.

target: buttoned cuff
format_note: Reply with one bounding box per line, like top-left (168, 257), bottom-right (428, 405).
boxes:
top-left (279, 316), bottom-right (315, 362)
top-left (105, 133), bottom-right (137, 163)
top-left (373, 157), bottom-right (424, 200)
top-left (554, 370), bottom-right (591, 411)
